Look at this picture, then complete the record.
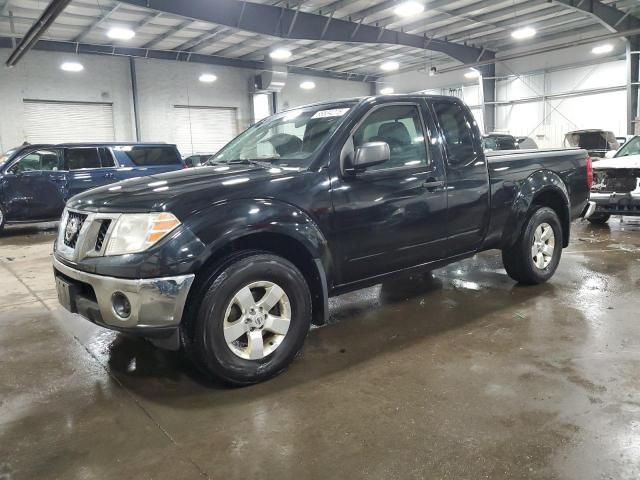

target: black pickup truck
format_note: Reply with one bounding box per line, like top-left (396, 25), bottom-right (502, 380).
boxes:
top-left (53, 95), bottom-right (592, 385)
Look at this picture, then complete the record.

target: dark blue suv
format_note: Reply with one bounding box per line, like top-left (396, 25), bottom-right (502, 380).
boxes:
top-left (0, 143), bottom-right (184, 231)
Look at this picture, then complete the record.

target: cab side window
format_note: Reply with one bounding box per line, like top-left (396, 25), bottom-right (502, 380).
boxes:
top-left (9, 150), bottom-right (63, 173)
top-left (353, 105), bottom-right (429, 171)
top-left (66, 148), bottom-right (101, 170)
top-left (432, 101), bottom-right (478, 166)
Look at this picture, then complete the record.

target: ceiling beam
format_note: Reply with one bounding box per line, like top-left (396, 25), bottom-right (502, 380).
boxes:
top-left (553, 0), bottom-right (640, 32)
top-left (0, 35), bottom-right (376, 82)
top-left (117, 0), bottom-right (493, 65)
top-left (5, 0), bottom-right (73, 67)
top-left (73, 4), bottom-right (121, 42)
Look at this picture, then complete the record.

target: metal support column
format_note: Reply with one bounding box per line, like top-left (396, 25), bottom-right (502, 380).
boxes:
top-left (480, 63), bottom-right (496, 134)
top-left (626, 36), bottom-right (640, 135)
top-left (129, 57), bottom-right (141, 141)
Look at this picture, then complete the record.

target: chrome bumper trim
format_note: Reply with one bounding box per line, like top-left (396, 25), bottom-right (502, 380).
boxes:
top-left (53, 256), bottom-right (195, 330)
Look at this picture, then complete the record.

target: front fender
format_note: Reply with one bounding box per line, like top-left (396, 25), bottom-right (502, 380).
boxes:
top-left (501, 170), bottom-right (570, 248)
top-left (186, 198), bottom-right (332, 271)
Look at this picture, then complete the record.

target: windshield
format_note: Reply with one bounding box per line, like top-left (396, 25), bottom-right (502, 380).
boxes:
top-left (208, 103), bottom-right (356, 169)
top-left (615, 136), bottom-right (640, 157)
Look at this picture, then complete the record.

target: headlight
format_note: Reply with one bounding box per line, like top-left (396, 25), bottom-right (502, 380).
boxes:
top-left (105, 212), bottom-right (181, 256)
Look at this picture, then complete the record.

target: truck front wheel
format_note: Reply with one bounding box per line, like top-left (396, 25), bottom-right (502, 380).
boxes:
top-left (187, 252), bottom-right (312, 386)
top-left (502, 206), bottom-right (563, 285)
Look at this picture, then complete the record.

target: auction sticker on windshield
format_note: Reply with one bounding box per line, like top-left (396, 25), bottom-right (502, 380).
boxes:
top-left (312, 108), bottom-right (350, 119)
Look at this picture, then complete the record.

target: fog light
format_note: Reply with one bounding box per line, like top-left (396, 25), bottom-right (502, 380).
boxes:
top-left (112, 292), bottom-right (131, 319)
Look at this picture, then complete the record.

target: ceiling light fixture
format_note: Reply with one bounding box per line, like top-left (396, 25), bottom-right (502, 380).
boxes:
top-left (300, 81), bottom-right (316, 90)
top-left (380, 61), bottom-right (400, 72)
top-left (464, 69), bottom-right (480, 79)
top-left (592, 44), bottom-right (614, 55)
top-left (380, 87), bottom-right (394, 94)
top-left (394, 1), bottom-right (424, 17)
top-left (270, 48), bottom-right (292, 60)
top-left (199, 73), bottom-right (218, 83)
top-left (107, 27), bottom-right (135, 40)
top-left (511, 26), bottom-right (536, 40)
top-left (60, 62), bottom-right (84, 72)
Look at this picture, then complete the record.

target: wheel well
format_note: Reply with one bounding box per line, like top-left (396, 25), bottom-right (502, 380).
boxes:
top-left (188, 232), bottom-right (327, 327)
top-left (531, 190), bottom-right (570, 247)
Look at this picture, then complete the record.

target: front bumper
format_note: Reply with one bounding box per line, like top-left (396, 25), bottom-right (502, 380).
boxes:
top-left (53, 255), bottom-right (195, 333)
top-left (590, 191), bottom-right (640, 216)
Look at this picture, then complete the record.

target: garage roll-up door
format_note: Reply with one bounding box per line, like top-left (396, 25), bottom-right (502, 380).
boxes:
top-left (23, 100), bottom-right (115, 144)
top-left (174, 105), bottom-right (238, 157)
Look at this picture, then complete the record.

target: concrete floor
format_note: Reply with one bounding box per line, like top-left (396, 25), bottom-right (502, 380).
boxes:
top-left (0, 219), bottom-right (639, 480)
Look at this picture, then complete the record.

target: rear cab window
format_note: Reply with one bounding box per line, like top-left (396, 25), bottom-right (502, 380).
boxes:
top-left (431, 100), bottom-right (481, 166)
top-left (112, 146), bottom-right (182, 166)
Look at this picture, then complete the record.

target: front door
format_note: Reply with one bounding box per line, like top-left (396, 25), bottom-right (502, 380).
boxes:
top-left (330, 102), bottom-right (448, 284)
top-left (2, 148), bottom-right (66, 221)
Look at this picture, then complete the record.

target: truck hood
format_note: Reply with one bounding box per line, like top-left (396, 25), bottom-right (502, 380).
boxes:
top-left (66, 164), bottom-right (304, 218)
top-left (593, 155), bottom-right (640, 169)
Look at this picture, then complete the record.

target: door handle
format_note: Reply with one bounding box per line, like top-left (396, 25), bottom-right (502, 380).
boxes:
top-left (104, 172), bottom-right (114, 179)
top-left (422, 179), bottom-right (445, 191)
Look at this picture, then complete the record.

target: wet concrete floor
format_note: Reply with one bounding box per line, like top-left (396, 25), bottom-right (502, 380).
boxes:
top-left (0, 218), bottom-right (639, 479)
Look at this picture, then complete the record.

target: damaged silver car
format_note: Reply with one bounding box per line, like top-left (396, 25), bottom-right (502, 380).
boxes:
top-left (589, 135), bottom-right (640, 224)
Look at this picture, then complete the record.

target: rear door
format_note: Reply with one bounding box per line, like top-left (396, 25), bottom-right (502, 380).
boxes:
top-left (430, 99), bottom-right (490, 256)
top-left (65, 147), bottom-right (112, 198)
top-left (2, 148), bottom-right (66, 221)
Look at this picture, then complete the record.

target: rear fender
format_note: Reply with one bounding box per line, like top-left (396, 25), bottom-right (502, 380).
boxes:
top-left (502, 170), bottom-right (571, 248)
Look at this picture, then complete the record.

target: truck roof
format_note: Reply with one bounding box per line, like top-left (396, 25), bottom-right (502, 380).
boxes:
top-left (278, 93), bottom-right (465, 114)
top-left (20, 142), bottom-right (175, 148)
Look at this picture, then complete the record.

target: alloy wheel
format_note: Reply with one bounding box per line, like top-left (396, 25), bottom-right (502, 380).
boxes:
top-left (222, 281), bottom-right (292, 360)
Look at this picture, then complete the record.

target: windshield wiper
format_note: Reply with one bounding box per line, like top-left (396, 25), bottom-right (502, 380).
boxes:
top-left (229, 158), bottom-right (279, 168)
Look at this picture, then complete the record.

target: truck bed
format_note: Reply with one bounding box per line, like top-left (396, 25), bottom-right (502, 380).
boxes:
top-left (483, 148), bottom-right (590, 249)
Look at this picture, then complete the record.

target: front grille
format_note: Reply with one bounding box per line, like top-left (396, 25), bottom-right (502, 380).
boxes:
top-left (95, 220), bottom-right (111, 252)
top-left (592, 169), bottom-right (640, 193)
top-left (63, 212), bottom-right (88, 249)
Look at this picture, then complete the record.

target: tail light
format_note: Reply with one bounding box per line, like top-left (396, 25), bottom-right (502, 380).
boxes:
top-left (586, 156), bottom-right (593, 189)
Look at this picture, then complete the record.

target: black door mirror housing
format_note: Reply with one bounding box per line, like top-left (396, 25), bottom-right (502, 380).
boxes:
top-left (348, 142), bottom-right (390, 173)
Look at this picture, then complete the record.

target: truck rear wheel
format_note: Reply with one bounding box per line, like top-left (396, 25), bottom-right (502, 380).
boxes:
top-left (502, 206), bottom-right (563, 285)
top-left (188, 252), bottom-right (312, 386)
top-left (587, 213), bottom-right (610, 225)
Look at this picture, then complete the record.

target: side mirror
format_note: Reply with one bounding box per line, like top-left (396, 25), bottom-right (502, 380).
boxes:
top-left (605, 150), bottom-right (617, 159)
top-left (351, 142), bottom-right (390, 172)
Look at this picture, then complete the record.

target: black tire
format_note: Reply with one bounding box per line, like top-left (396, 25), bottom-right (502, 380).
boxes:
top-left (587, 213), bottom-right (610, 225)
top-left (187, 252), bottom-right (312, 386)
top-left (502, 206), bottom-right (563, 285)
